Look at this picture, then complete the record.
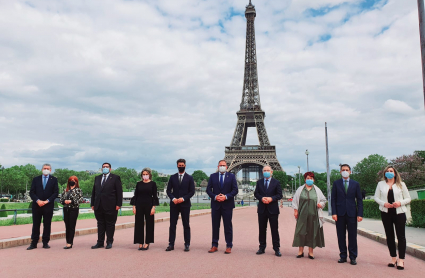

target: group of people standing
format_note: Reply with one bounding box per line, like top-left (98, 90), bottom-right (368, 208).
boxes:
top-left (26, 161), bottom-right (411, 269)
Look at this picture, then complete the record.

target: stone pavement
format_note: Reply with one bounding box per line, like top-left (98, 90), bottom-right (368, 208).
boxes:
top-left (1, 207), bottom-right (425, 277)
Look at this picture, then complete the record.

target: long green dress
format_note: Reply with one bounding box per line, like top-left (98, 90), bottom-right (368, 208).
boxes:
top-left (292, 186), bottom-right (325, 248)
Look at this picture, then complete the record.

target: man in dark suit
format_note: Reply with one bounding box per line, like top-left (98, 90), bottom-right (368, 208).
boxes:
top-left (254, 165), bottom-right (283, 257)
top-left (91, 162), bottom-right (123, 249)
top-left (206, 160), bottom-right (238, 254)
top-left (27, 163), bottom-right (59, 250)
top-left (331, 164), bottom-right (363, 265)
top-left (166, 158), bottom-right (195, 252)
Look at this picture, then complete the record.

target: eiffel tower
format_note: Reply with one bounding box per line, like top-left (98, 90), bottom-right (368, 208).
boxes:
top-left (224, 0), bottom-right (283, 183)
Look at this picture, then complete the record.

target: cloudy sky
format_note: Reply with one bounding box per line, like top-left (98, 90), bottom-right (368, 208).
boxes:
top-left (0, 0), bottom-right (424, 176)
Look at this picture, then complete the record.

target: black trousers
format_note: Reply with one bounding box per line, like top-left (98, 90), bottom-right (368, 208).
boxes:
top-left (211, 207), bottom-right (233, 248)
top-left (31, 205), bottom-right (54, 244)
top-left (381, 211), bottom-right (406, 259)
top-left (134, 206), bottom-right (155, 244)
top-left (336, 214), bottom-right (357, 260)
top-left (258, 210), bottom-right (280, 250)
top-left (94, 205), bottom-right (118, 245)
top-left (169, 205), bottom-right (190, 246)
top-left (63, 207), bottom-right (79, 245)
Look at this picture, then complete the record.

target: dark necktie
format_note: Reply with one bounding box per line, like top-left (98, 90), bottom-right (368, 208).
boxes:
top-left (220, 174), bottom-right (224, 189)
top-left (179, 175), bottom-right (182, 185)
top-left (265, 179), bottom-right (269, 191)
top-left (102, 175), bottom-right (107, 187)
top-left (344, 180), bottom-right (348, 193)
top-left (43, 176), bottom-right (47, 190)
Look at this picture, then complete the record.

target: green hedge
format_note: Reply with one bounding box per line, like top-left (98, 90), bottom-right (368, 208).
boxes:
top-left (410, 199), bottom-right (425, 228)
top-left (0, 204), bottom-right (7, 217)
top-left (0, 198), bottom-right (9, 202)
top-left (323, 200), bottom-right (381, 219)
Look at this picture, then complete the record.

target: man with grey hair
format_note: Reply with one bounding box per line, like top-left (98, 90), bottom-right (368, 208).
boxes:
top-left (27, 164), bottom-right (59, 250)
top-left (254, 165), bottom-right (283, 256)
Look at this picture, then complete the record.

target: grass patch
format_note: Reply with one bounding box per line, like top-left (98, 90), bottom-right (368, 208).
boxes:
top-left (0, 202), bottom-right (33, 216)
top-left (0, 203), bottom-right (212, 226)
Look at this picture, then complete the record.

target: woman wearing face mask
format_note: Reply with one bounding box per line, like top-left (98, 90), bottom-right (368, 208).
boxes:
top-left (292, 172), bottom-right (327, 259)
top-left (60, 176), bottom-right (84, 249)
top-left (132, 167), bottom-right (159, 250)
top-left (374, 166), bottom-right (411, 270)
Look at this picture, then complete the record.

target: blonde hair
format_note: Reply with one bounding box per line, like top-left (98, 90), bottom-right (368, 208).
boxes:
top-left (383, 166), bottom-right (403, 189)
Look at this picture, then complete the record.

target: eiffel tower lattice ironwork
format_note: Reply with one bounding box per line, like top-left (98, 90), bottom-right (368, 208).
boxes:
top-left (224, 1), bottom-right (283, 180)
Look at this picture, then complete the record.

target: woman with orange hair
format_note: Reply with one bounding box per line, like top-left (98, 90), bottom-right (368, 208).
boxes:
top-left (60, 176), bottom-right (84, 249)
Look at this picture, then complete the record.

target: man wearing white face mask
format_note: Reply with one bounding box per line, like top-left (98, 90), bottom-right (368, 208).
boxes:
top-left (206, 160), bottom-right (238, 254)
top-left (27, 163), bottom-right (58, 250)
top-left (331, 164), bottom-right (363, 265)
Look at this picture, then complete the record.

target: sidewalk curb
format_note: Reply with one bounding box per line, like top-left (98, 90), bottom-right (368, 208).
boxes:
top-left (0, 207), bottom-right (248, 250)
top-left (323, 217), bottom-right (425, 261)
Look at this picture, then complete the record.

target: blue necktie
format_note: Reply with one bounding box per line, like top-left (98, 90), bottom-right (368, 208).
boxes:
top-left (43, 176), bottom-right (47, 190)
top-left (265, 179), bottom-right (269, 191)
top-left (220, 174), bottom-right (224, 189)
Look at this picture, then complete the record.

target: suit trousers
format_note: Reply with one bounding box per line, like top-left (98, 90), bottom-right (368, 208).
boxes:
top-left (134, 206), bottom-right (155, 244)
top-left (169, 205), bottom-right (190, 246)
top-left (31, 205), bottom-right (54, 244)
top-left (381, 211), bottom-right (406, 259)
top-left (258, 210), bottom-right (280, 250)
top-left (63, 207), bottom-right (79, 244)
top-left (211, 207), bottom-right (233, 248)
top-left (94, 204), bottom-right (118, 244)
top-left (336, 214), bottom-right (358, 260)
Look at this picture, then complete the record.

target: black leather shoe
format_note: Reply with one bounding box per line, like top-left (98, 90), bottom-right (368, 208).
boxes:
top-left (27, 244), bottom-right (37, 250)
top-left (275, 250), bottom-right (282, 257)
top-left (165, 245), bottom-right (174, 251)
top-left (338, 258), bottom-right (347, 263)
top-left (296, 253), bottom-right (304, 258)
top-left (308, 254), bottom-right (315, 259)
top-left (91, 243), bottom-right (104, 249)
top-left (42, 243), bottom-right (50, 249)
top-left (63, 245), bottom-right (73, 249)
top-left (142, 244), bottom-right (149, 251)
top-left (397, 262), bottom-right (404, 270)
top-left (350, 259), bottom-right (357, 265)
top-left (184, 245), bottom-right (190, 252)
top-left (105, 243), bottom-right (113, 249)
top-left (256, 249), bottom-right (265, 255)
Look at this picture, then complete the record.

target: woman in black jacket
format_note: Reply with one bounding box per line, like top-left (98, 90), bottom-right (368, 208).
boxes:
top-left (132, 167), bottom-right (159, 250)
top-left (60, 176), bottom-right (84, 249)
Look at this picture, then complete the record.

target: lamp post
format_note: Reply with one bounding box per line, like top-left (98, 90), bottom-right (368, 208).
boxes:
top-left (417, 0), bottom-right (425, 109)
top-left (0, 166), bottom-right (4, 197)
top-left (305, 149), bottom-right (310, 172)
top-left (298, 166), bottom-right (301, 189)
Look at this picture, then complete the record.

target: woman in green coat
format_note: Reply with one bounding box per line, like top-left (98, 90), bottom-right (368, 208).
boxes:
top-left (292, 172), bottom-right (327, 259)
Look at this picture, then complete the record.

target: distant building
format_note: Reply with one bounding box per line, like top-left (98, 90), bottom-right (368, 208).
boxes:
top-left (86, 169), bottom-right (102, 175)
top-left (157, 173), bottom-right (168, 177)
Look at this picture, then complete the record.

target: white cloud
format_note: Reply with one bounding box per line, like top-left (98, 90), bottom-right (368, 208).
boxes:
top-left (0, 0), bottom-right (424, 176)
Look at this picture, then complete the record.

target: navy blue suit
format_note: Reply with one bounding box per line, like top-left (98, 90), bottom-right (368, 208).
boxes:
top-left (29, 175), bottom-right (59, 244)
top-left (254, 178), bottom-right (283, 250)
top-left (166, 173), bottom-right (195, 246)
top-left (331, 178), bottom-right (363, 260)
top-left (206, 172), bottom-right (238, 248)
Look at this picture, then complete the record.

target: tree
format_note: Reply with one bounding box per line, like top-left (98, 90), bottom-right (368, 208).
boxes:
top-left (273, 171), bottom-right (290, 190)
top-left (352, 154), bottom-right (388, 193)
top-left (381, 154), bottom-right (425, 188)
top-left (1, 166), bottom-right (28, 195)
top-left (414, 150), bottom-right (425, 163)
top-left (192, 170), bottom-right (209, 186)
top-left (112, 167), bottom-right (139, 191)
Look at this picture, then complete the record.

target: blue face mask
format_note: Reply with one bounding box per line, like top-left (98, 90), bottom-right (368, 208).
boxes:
top-left (385, 172), bottom-right (395, 179)
top-left (306, 180), bottom-right (314, 186)
top-left (102, 168), bottom-right (110, 174)
top-left (263, 172), bottom-right (271, 178)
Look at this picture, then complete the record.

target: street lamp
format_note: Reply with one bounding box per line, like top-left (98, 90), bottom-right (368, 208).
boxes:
top-left (305, 149), bottom-right (310, 172)
top-left (298, 166), bottom-right (301, 189)
top-left (417, 0), bottom-right (425, 109)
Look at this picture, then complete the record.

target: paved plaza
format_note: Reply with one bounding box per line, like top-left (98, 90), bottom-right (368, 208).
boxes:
top-left (1, 207), bottom-right (424, 277)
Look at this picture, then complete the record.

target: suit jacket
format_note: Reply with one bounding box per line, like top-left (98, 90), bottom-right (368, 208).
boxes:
top-left (331, 178), bottom-right (363, 218)
top-left (254, 178), bottom-right (282, 215)
top-left (374, 180), bottom-right (411, 214)
top-left (206, 172), bottom-right (238, 210)
top-left (166, 173), bottom-right (195, 208)
top-left (30, 175), bottom-right (59, 210)
top-left (91, 173), bottom-right (123, 212)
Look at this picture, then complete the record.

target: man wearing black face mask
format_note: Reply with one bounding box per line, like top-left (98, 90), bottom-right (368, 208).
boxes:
top-left (166, 158), bottom-right (195, 252)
